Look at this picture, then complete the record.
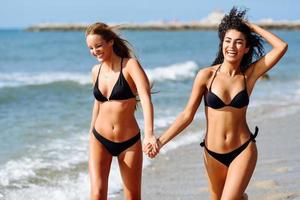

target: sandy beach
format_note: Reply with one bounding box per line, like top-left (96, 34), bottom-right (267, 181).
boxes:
top-left (111, 109), bottom-right (300, 200)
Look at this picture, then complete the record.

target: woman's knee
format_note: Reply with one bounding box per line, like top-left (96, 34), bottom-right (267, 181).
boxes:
top-left (221, 193), bottom-right (245, 200)
top-left (90, 182), bottom-right (108, 200)
top-left (123, 190), bottom-right (141, 200)
top-left (209, 191), bottom-right (222, 200)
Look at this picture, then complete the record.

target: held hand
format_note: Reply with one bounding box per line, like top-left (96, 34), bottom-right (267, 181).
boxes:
top-left (143, 136), bottom-right (160, 158)
top-left (147, 138), bottom-right (163, 158)
top-left (145, 143), bottom-right (159, 158)
top-left (148, 138), bottom-right (162, 158)
top-left (143, 135), bottom-right (159, 153)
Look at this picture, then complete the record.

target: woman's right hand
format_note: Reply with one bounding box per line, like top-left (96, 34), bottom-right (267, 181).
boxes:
top-left (143, 137), bottom-right (160, 158)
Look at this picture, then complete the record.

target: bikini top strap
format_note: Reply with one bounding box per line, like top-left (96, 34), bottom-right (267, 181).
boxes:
top-left (95, 62), bottom-right (103, 83)
top-left (209, 64), bottom-right (222, 91)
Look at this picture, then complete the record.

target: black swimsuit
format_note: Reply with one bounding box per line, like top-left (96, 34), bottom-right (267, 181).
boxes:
top-left (93, 58), bottom-right (140, 156)
top-left (204, 65), bottom-right (249, 109)
top-left (93, 58), bottom-right (136, 102)
top-left (201, 64), bottom-right (258, 167)
top-left (92, 128), bottom-right (140, 156)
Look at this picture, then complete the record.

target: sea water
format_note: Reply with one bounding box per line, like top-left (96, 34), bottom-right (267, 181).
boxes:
top-left (0, 29), bottom-right (299, 199)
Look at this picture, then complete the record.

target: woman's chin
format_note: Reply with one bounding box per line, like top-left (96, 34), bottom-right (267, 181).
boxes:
top-left (224, 57), bottom-right (241, 64)
top-left (96, 57), bottom-right (104, 62)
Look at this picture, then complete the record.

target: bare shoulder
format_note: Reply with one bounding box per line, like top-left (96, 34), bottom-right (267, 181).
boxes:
top-left (91, 64), bottom-right (100, 83)
top-left (91, 64), bottom-right (100, 74)
top-left (124, 58), bottom-right (141, 71)
top-left (195, 66), bottom-right (216, 83)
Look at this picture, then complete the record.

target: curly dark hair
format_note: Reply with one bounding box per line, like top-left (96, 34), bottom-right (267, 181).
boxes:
top-left (212, 7), bottom-right (265, 72)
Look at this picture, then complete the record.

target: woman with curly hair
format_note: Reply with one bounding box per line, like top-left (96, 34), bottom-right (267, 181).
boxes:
top-left (146, 7), bottom-right (288, 199)
top-left (86, 22), bottom-right (158, 200)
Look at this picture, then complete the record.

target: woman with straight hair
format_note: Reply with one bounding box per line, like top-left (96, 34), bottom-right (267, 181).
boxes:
top-left (86, 22), bottom-right (158, 200)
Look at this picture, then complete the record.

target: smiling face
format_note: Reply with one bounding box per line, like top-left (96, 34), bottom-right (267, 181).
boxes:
top-left (222, 29), bottom-right (249, 65)
top-left (86, 34), bottom-right (113, 62)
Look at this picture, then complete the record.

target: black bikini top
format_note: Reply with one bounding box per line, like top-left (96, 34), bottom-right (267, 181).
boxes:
top-left (204, 65), bottom-right (249, 109)
top-left (93, 58), bottom-right (136, 102)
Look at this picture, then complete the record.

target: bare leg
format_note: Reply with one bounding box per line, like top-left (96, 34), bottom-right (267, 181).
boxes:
top-left (203, 150), bottom-right (228, 200)
top-left (118, 140), bottom-right (143, 200)
top-left (89, 133), bottom-right (113, 200)
top-left (221, 142), bottom-right (257, 200)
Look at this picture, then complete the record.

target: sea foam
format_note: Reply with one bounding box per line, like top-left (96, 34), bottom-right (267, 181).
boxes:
top-left (146, 61), bottom-right (198, 82)
top-left (0, 61), bottom-right (198, 88)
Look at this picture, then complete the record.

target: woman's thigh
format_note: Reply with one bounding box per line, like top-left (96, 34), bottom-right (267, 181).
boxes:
top-left (89, 133), bottom-right (113, 194)
top-left (118, 140), bottom-right (143, 198)
top-left (203, 150), bottom-right (228, 200)
top-left (221, 142), bottom-right (257, 200)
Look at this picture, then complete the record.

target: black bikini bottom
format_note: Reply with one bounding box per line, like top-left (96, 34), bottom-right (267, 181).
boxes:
top-left (200, 127), bottom-right (258, 167)
top-left (93, 127), bottom-right (140, 157)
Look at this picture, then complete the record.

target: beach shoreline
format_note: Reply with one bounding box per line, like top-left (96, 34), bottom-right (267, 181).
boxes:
top-left (111, 109), bottom-right (300, 200)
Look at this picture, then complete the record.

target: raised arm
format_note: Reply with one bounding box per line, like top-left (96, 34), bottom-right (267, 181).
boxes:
top-left (246, 22), bottom-right (288, 81)
top-left (127, 59), bottom-right (158, 152)
top-left (158, 68), bottom-right (209, 148)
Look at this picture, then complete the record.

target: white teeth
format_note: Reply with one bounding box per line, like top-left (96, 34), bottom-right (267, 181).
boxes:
top-left (226, 51), bottom-right (237, 56)
top-left (227, 50), bottom-right (236, 54)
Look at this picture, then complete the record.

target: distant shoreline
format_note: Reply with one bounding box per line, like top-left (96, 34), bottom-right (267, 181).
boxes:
top-left (25, 22), bottom-right (300, 32)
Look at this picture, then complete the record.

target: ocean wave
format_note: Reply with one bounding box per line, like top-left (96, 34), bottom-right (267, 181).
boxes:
top-left (3, 173), bottom-right (90, 200)
top-left (0, 130), bottom-right (127, 199)
top-left (2, 170), bottom-right (124, 200)
top-left (0, 157), bottom-right (46, 187)
top-left (0, 132), bottom-right (88, 188)
top-left (0, 72), bottom-right (91, 88)
top-left (0, 61), bottom-right (198, 88)
top-left (146, 61), bottom-right (198, 82)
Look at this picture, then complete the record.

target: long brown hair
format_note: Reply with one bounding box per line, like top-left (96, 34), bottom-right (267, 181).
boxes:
top-left (85, 22), bottom-right (135, 58)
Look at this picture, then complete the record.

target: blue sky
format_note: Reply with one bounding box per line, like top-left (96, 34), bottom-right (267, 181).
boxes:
top-left (1, 0), bottom-right (299, 28)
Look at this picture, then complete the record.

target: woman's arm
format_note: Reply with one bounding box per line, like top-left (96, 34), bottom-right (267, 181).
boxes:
top-left (127, 59), bottom-right (158, 152)
top-left (89, 65), bottom-right (100, 134)
top-left (246, 22), bottom-right (288, 81)
top-left (89, 100), bottom-right (100, 133)
top-left (158, 68), bottom-right (209, 148)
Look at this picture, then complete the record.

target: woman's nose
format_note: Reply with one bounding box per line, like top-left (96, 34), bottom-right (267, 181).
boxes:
top-left (229, 41), bottom-right (234, 48)
top-left (92, 49), bottom-right (98, 55)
